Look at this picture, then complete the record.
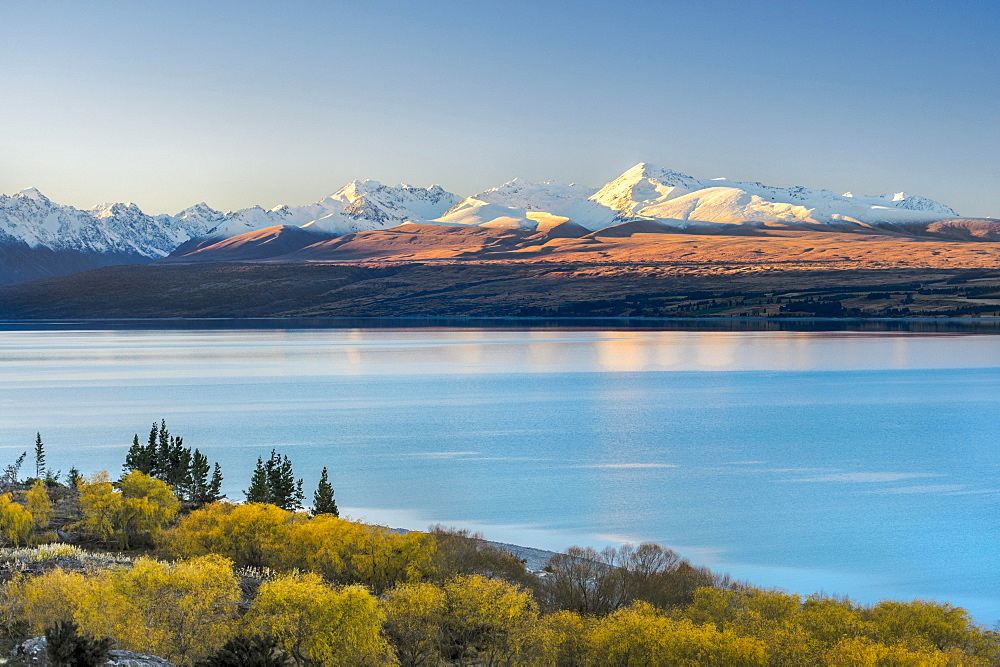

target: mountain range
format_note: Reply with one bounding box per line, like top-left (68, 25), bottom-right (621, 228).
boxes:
top-left (0, 163), bottom-right (984, 284)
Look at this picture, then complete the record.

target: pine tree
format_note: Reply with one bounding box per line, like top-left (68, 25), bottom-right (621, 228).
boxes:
top-left (244, 457), bottom-right (271, 504)
top-left (156, 420), bottom-right (170, 478)
top-left (124, 420), bottom-right (224, 505)
top-left (66, 467), bottom-right (81, 488)
top-left (147, 421), bottom-right (160, 475)
top-left (34, 433), bottom-right (46, 480)
top-left (123, 434), bottom-right (145, 475)
top-left (209, 463), bottom-right (224, 502)
top-left (264, 450), bottom-right (304, 512)
top-left (166, 436), bottom-right (193, 500)
top-left (312, 467), bottom-right (338, 517)
top-left (189, 449), bottom-right (211, 507)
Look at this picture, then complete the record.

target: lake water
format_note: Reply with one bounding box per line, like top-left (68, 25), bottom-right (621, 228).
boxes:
top-left (0, 326), bottom-right (997, 623)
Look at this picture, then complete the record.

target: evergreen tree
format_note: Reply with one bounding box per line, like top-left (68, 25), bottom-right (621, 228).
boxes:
top-left (189, 449), bottom-right (211, 507)
top-left (147, 421), bottom-right (161, 475)
top-left (209, 463), bottom-right (224, 502)
top-left (45, 620), bottom-right (113, 667)
top-left (34, 432), bottom-right (45, 480)
top-left (165, 436), bottom-right (193, 499)
top-left (244, 457), bottom-right (271, 504)
top-left (244, 451), bottom-right (304, 510)
top-left (123, 434), bottom-right (148, 475)
top-left (264, 450), bottom-right (304, 511)
top-left (66, 467), bottom-right (81, 488)
top-left (156, 419), bottom-right (171, 478)
top-left (196, 634), bottom-right (292, 667)
top-left (123, 420), bottom-right (224, 506)
top-left (312, 467), bottom-right (338, 517)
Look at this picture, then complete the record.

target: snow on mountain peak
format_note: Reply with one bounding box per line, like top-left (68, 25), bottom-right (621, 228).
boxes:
top-left (587, 164), bottom-right (962, 225)
top-left (843, 190), bottom-right (957, 217)
top-left (200, 180), bottom-right (461, 238)
top-left (590, 163), bottom-right (703, 214)
top-left (15, 187), bottom-right (48, 202)
top-left (0, 166), bottom-right (966, 269)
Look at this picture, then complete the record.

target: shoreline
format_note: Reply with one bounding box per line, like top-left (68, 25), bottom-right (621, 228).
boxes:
top-left (3, 315), bottom-right (1000, 333)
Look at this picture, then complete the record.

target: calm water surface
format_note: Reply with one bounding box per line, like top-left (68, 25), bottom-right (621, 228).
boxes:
top-left (0, 328), bottom-right (997, 622)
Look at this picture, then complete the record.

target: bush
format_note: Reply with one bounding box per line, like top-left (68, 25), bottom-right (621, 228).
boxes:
top-left (166, 502), bottom-right (436, 593)
top-left (45, 619), bottom-right (113, 667)
top-left (75, 471), bottom-right (180, 549)
top-left (195, 634), bottom-right (292, 667)
top-left (427, 525), bottom-right (531, 586)
top-left (246, 573), bottom-right (393, 665)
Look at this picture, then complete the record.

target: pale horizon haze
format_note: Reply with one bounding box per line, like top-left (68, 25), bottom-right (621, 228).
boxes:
top-left (2, 0), bottom-right (998, 217)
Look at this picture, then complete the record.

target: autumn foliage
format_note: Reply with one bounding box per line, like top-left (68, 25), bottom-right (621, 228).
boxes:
top-left (0, 484), bottom-right (997, 665)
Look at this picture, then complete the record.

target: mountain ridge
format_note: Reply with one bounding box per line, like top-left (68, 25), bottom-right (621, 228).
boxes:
top-left (0, 164), bottom-right (979, 284)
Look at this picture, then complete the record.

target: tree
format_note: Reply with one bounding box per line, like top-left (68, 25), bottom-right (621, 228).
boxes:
top-left (2, 451), bottom-right (26, 487)
top-left (189, 449), bottom-right (211, 507)
top-left (311, 467), bottom-right (338, 517)
top-left (382, 582), bottom-right (446, 666)
top-left (113, 555), bottom-right (240, 663)
top-left (123, 434), bottom-right (150, 476)
top-left (266, 451), bottom-right (304, 512)
top-left (45, 620), bottom-right (113, 667)
top-left (245, 573), bottom-right (393, 665)
top-left (25, 479), bottom-right (54, 529)
top-left (196, 634), bottom-right (293, 667)
top-left (245, 458), bottom-right (272, 504)
top-left (0, 493), bottom-right (32, 546)
top-left (439, 575), bottom-right (541, 665)
top-left (244, 451), bottom-right (304, 511)
top-left (427, 525), bottom-right (531, 585)
top-left (16, 555), bottom-right (240, 664)
top-left (34, 432), bottom-right (45, 480)
top-left (125, 420), bottom-right (224, 506)
top-left (75, 471), bottom-right (180, 549)
top-left (164, 501), bottom-right (304, 570)
top-left (66, 467), bottom-right (82, 488)
top-left (209, 463), bottom-right (224, 502)
top-left (184, 454), bottom-right (224, 509)
top-left (587, 601), bottom-right (767, 665)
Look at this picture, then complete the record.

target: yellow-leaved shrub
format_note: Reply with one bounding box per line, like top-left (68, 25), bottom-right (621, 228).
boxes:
top-left (0, 493), bottom-right (32, 546)
top-left (588, 600), bottom-right (768, 666)
top-left (166, 502), bottom-right (436, 592)
top-left (245, 572), bottom-right (394, 665)
top-left (75, 471), bottom-right (179, 548)
top-left (24, 480), bottom-right (54, 530)
top-left (11, 555), bottom-right (239, 665)
top-left (382, 582), bottom-right (447, 665)
top-left (439, 574), bottom-right (542, 664)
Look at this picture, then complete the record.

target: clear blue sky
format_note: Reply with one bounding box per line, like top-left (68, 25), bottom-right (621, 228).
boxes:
top-left (2, 0), bottom-right (998, 217)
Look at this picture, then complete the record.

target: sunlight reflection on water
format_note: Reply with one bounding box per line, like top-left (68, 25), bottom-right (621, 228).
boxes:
top-left (0, 327), bottom-right (998, 622)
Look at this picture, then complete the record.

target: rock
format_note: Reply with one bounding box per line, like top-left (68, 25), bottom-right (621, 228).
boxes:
top-left (15, 636), bottom-right (47, 664)
top-left (107, 649), bottom-right (173, 666)
top-left (14, 637), bottom-right (174, 666)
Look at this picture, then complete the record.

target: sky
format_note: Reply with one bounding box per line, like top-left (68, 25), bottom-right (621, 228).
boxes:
top-left (2, 0), bottom-right (998, 217)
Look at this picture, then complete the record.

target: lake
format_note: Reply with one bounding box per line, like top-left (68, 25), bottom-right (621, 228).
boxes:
top-left (0, 325), bottom-right (997, 623)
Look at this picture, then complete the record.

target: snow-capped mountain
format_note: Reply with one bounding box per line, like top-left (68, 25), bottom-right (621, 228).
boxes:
top-left (0, 182), bottom-right (460, 283)
top-left (0, 165), bottom-right (970, 284)
top-left (0, 188), bottom-right (220, 259)
top-left (586, 163), bottom-right (959, 227)
top-left (428, 164), bottom-right (960, 232)
top-left (439, 179), bottom-right (620, 230)
top-left (204, 180), bottom-right (460, 239)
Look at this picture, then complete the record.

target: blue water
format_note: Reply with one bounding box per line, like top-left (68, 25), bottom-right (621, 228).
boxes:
top-left (0, 328), bottom-right (997, 623)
